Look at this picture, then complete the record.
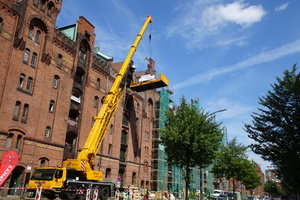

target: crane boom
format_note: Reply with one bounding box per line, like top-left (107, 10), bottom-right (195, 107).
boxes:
top-left (63, 15), bottom-right (153, 180)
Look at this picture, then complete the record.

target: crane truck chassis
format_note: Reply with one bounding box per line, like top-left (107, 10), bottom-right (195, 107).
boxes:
top-left (27, 15), bottom-right (168, 200)
top-left (29, 167), bottom-right (114, 200)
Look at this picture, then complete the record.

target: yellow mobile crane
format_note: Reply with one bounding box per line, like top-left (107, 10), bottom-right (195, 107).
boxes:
top-left (28, 15), bottom-right (168, 200)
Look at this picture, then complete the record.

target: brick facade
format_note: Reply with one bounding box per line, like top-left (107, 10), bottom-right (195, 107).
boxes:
top-left (0, 0), bottom-right (158, 196)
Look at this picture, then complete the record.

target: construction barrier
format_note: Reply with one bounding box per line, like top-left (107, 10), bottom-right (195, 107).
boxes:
top-left (35, 187), bottom-right (42, 200)
top-left (93, 189), bottom-right (98, 200)
top-left (115, 189), bottom-right (120, 200)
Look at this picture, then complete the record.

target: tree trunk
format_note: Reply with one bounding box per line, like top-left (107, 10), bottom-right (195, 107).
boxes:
top-left (232, 178), bottom-right (236, 200)
top-left (184, 166), bottom-right (191, 200)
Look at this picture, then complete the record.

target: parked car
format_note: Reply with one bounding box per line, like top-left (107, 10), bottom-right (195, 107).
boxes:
top-left (218, 194), bottom-right (228, 200)
top-left (212, 190), bottom-right (225, 199)
top-left (228, 193), bottom-right (234, 200)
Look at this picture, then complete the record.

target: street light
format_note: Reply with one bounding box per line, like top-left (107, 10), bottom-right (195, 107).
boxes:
top-left (207, 109), bottom-right (227, 118)
top-left (198, 109), bottom-right (227, 200)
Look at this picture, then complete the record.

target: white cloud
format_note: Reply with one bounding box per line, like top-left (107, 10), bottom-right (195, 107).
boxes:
top-left (275, 2), bottom-right (289, 12)
top-left (202, 1), bottom-right (266, 29)
top-left (167, 1), bottom-right (266, 51)
top-left (173, 39), bottom-right (300, 90)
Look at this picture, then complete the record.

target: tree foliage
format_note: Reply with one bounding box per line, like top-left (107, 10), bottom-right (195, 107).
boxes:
top-left (211, 138), bottom-right (261, 193)
top-left (244, 65), bottom-right (300, 198)
top-left (264, 180), bottom-right (283, 197)
top-left (159, 97), bottom-right (224, 200)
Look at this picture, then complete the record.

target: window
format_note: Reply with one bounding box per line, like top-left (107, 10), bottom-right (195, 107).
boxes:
top-left (39, 157), bottom-right (49, 167)
top-left (121, 130), bottom-right (127, 145)
top-left (19, 73), bottom-right (25, 88)
top-left (110, 124), bottom-right (113, 134)
top-left (105, 168), bottom-right (111, 178)
top-left (145, 131), bottom-right (150, 141)
top-left (94, 96), bottom-right (99, 108)
top-left (0, 17), bottom-right (3, 32)
top-left (6, 133), bottom-right (13, 151)
top-left (132, 172), bottom-right (137, 185)
top-left (57, 54), bottom-right (62, 66)
top-left (144, 162), bottom-right (148, 173)
top-left (45, 126), bottom-right (51, 138)
top-left (78, 48), bottom-right (86, 62)
top-left (96, 78), bottom-right (100, 90)
top-left (28, 26), bottom-right (34, 38)
top-left (13, 101), bottom-right (21, 121)
top-left (49, 100), bottom-right (55, 112)
top-left (47, 2), bottom-right (54, 16)
top-left (15, 135), bottom-right (22, 151)
top-left (119, 149), bottom-right (126, 162)
top-left (21, 104), bottom-right (29, 123)
top-left (108, 144), bottom-right (112, 155)
top-left (40, 0), bottom-right (46, 10)
top-left (24, 48), bottom-right (30, 63)
top-left (31, 52), bottom-right (37, 67)
top-left (52, 75), bottom-right (59, 89)
top-left (144, 146), bottom-right (149, 157)
top-left (35, 30), bottom-right (41, 43)
top-left (26, 77), bottom-right (33, 92)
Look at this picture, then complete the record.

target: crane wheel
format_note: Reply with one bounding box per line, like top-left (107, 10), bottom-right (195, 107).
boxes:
top-left (66, 185), bottom-right (77, 200)
top-left (99, 187), bottom-right (110, 200)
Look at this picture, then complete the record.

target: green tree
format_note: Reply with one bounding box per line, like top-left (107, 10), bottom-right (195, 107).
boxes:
top-left (264, 180), bottom-right (282, 198)
top-left (160, 97), bottom-right (224, 200)
top-left (211, 138), bottom-right (261, 196)
top-left (241, 160), bottom-right (262, 191)
top-left (244, 65), bottom-right (300, 198)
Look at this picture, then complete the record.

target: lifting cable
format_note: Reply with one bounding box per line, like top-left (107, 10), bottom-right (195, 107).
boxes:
top-left (148, 23), bottom-right (152, 60)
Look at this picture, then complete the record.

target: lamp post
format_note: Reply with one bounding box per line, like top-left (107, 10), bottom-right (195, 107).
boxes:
top-left (199, 109), bottom-right (227, 200)
top-left (207, 109), bottom-right (227, 118)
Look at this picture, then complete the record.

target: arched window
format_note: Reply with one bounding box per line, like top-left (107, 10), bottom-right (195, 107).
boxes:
top-left (94, 96), bottom-right (99, 108)
top-left (13, 101), bottom-right (21, 121)
top-left (132, 172), bottom-right (137, 185)
top-left (105, 168), bottom-right (111, 178)
top-left (23, 48), bottom-right (30, 63)
top-left (40, 0), bottom-right (46, 10)
top-left (15, 135), bottom-right (22, 152)
top-left (52, 75), bottom-right (60, 89)
top-left (144, 162), bottom-right (148, 173)
top-left (57, 54), bottom-right (62, 66)
top-left (0, 17), bottom-right (3, 32)
top-left (96, 78), bottom-right (100, 90)
top-left (31, 52), bottom-right (37, 67)
top-left (108, 143), bottom-right (112, 155)
top-left (21, 103), bottom-right (29, 123)
top-left (35, 30), bottom-right (41, 43)
top-left (110, 124), bottom-right (113, 134)
top-left (26, 77), bottom-right (33, 92)
top-left (6, 133), bottom-right (13, 151)
top-left (49, 100), bottom-right (55, 112)
top-left (39, 157), bottom-right (49, 167)
top-left (19, 73), bottom-right (25, 88)
top-left (45, 126), bottom-right (51, 138)
top-left (47, 2), bottom-right (54, 16)
top-left (28, 26), bottom-right (34, 38)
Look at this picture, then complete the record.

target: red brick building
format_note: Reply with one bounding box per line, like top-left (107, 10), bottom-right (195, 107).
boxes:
top-left (0, 0), bottom-right (159, 196)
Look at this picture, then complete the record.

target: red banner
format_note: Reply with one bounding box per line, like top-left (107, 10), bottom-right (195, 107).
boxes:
top-left (0, 151), bottom-right (18, 186)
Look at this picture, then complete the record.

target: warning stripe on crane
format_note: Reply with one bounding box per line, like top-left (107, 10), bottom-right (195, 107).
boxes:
top-left (81, 160), bottom-right (87, 171)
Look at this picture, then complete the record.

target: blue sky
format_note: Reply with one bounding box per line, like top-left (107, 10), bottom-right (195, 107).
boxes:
top-left (56, 0), bottom-right (300, 173)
